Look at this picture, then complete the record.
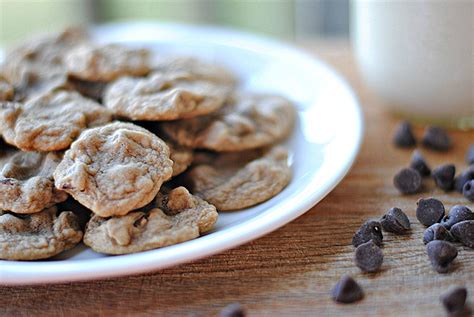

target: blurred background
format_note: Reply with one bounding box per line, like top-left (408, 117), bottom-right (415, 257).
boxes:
top-left (0, 0), bottom-right (349, 47)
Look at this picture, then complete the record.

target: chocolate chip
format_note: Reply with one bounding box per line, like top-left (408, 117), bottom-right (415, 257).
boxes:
top-left (354, 240), bottom-right (384, 273)
top-left (432, 164), bottom-right (456, 191)
top-left (394, 168), bottom-right (422, 194)
top-left (422, 126), bottom-right (452, 152)
top-left (393, 121), bottom-right (416, 148)
top-left (441, 205), bottom-right (474, 229)
top-left (0, 178), bottom-right (15, 185)
top-left (352, 220), bottom-right (383, 247)
top-left (440, 287), bottom-right (468, 316)
top-left (455, 166), bottom-right (474, 193)
top-left (463, 180), bottom-right (474, 202)
top-left (450, 220), bottom-right (474, 248)
top-left (416, 198), bottom-right (445, 226)
top-left (423, 223), bottom-right (454, 244)
top-left (331, 275), bottom-right (364, 304)
top-left (410, 150), bottom-right (431, 177)
top-left (380, 207), bottom-right (410, 234)
top-left (426, 240), bottom-right (458, 273)
top-left (218, 303), bottom-right (246, 317)
top-left (466, 144), bottom-right (474, 165)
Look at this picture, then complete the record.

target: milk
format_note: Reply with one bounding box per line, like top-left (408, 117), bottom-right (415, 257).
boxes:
top-left (352, 0), bottom-right (473, 129)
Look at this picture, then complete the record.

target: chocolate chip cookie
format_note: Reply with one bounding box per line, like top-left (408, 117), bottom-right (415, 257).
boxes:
top-left (153, 56), bottom-right (237, 86)
top-left (54, 122), bottom-right (174, 217)
top-left (0, 206), bottom-right (83, 260)
top-left (65, 44), bottom-right (150, 82)
top-left (162, 93), bottom-right (296, 151)
top-left (185, 147), bottom-right (291, 210)
top-left (83, 186), bottom-right (218, 254)
top-left (0, 90), bottom-right (113, 151)
top-left (103, 70), bottom-right (231, 121)
top-left (1, 28), bottom-right (88, 95)
top-left (0, 143), bottom-right (67, 214)
top-left (0, 75), bottom-right (14, 101)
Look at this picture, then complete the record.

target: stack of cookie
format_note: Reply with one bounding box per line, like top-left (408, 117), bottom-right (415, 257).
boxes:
top-left (0, 28), bottom-right (295, 260)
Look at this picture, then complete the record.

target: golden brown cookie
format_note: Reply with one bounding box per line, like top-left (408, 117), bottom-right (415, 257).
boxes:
top-left (0, 144), bottom-right (67, 214)
top-left (153, 56), bottom-right (237, 86)
top-left (65, 44), bottom-right (150, 82)
top-left (162, 93), bottom-right (296, 151)
top-left (1, 28), bottom-right (88, 93)
top-left (0, 90), bottom-right (113, 152)
top-left (103, 70), bottom-right (231, 121)
top-left (0, 75), bottom-right (14, 101)
top-left (54, 122), bottom-right (174, 217)
top-left (186, 147), bottom-right (291, 211)
top-left (168, 142), bottom-right (194, 177)
top-left (0, 206), bottom-right (83, 260)
top-left (83, 186), bottom-right (218, 255)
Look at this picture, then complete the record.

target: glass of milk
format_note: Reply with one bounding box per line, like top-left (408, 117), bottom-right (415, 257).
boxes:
top-left (351, 0), bottom-right (473, 129)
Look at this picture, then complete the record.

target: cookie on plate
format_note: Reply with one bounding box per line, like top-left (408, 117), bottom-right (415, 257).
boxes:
top-left (0, 143), bottom-right (67, 214)
top-left (103, 70), bottom-right (231, 121)
top-left (54, 122), bottom-right (173, 217)
top-left (152, 56), bottom-right (237, 86)
top-left (0, 206), bottom-right (83, 260)
top-left (1, 28), bottom-right (88, 95)
top-left (83, 186), bottom-right (218, 255)
top-left (185, 147), bottom-right (291, 211)
top-left (0, 90), bottom-right (113, 152)
top-left (65, 43), bottom-right (150, 82)
top-left (0, 75), bottom-right (14, 101)
top-left (162, 93), bottom-right (296, 151)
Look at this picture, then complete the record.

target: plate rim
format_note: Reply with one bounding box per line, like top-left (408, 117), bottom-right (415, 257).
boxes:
top-left (0, 22), bottom-right (363, 285)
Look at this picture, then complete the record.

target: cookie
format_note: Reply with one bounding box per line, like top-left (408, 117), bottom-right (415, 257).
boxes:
top-left (185, 147), bottom-right (291, 211)
top-left (65, 44), bottom-right (150, 82)
top-left (162, 93), bottom-right (296, 151)
top-left (0, 75), bottom-right (14, 101)
top-left (65, 76), bottom-right (108, 101)
top-left (168, 142), bottom-right (194, 177)
top-left (136, 122), bottom-right (193, 177)
top-left (103, 70), bottom-right (231, 121)
top-left (0, 90), bottom-right (113, 152)
top-left (0, 206), bottom-right (83, 260)
top-left (54, 122), bottom-right (174, 217)
top-left (153, 56), bottom-right (237, 86)
top-left (0, 144), bottom-right (67, 214)
top-left (1, 28), bottom-right (88, 93)
top-left (83, 186), bottom-right (218, 254)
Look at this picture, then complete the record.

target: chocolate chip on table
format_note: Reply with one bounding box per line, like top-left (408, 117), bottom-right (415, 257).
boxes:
top-left (393, 121), bottom-right (416, 148)
top-left (423, 223), bottom-right (454, 244)
top-left (352, 220), bottom-right (383, 247)
top-left (463, 180), bottom-right (474, 202)
top-left (466, 144), bottom-right (474, 165)
top-left (410, 150), bottom-right (431, 177)
top-left (455, 165), bottom-right (474, 193)
top-left (380, 207), bottom-right (410, 234)
top-left (450, 220), bottom-right (474, 248)
top-left (354, 240), bottom-right (384, 273)
top-left (432, 164), bottom-right (456, 191)
top-left (331, 275), bottom-right (364, 304)
top-left (426, 240), bottom-right (458, 273)
top-left (422, 126), bottom-right (452, 152)
top-left (441, 205), bottom-right (474, 229)
top-left (440, 287), bottom-right (468, 316)
top-left (218, 303), bottom-right (246, 317)
top-left (394, 167), bottom-right (422, 195)
top-left (416, 198), bottom-right (445, 226)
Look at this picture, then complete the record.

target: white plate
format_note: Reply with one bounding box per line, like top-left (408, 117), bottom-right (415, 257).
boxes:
top-left (0, 22), bottom-right (363, 285)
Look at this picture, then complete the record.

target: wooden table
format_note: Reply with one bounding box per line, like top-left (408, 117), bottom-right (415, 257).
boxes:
top-left (2, 41), bottom-right (473, 317)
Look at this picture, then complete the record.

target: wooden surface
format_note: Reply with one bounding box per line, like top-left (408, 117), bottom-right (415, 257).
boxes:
top-left (1, 41), bottom-right (473, 317)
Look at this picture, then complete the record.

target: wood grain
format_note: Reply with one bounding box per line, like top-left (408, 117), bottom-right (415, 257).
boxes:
top-left (1, 41), bottom-right (473, 317)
